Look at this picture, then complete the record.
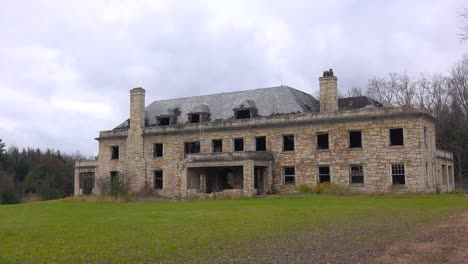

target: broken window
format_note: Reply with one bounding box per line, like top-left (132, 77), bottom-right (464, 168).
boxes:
top-left (349, 131), bottom-right (362, 148)
top-left (235, 110), bottom-right (251, 119)
top-left (283, 135), bottom-right (295, 151)
top-left (110, 171), bottom-right (119, 183)
top-left (184, 141), bottom-right (200, 154)
top-left (234, 138), bottom-right (244, 151)
top-left (188, 114), bottom-right (200, 123)
top-left (111, 146), bottom-right (119, 160)
top-left (349, 165), bottom-right (364, 184)
top-left (153, 143), bottom-right (163, 158)
top-left (391, 164), bottom-right (405, 185)
top-left (154, 170), bottom-right (163, 189)
top-left (212, 139), bottom-right (223, 153)
top-left (79, 172), bottom-right (95, 189)
top-left (157, 117), bottom-right (171, 126)
top-left (284, 167), bottom-right (295, 185)
top-left (390, 128), bottom-right (404, 146)
top-left (317, 133), bottom-right (329, 150)
top-left (255, 136), bottom-right (266, 151)
top-left (318, 166), bottom-right (330, 183)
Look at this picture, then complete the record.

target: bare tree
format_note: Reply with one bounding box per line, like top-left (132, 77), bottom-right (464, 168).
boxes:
top-left (346, 87), bottom-right (364, 97)
top-left (459, 8), bottom-right (468, 43)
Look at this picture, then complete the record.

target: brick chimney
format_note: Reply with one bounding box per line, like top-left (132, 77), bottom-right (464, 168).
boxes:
top-left (319, 69), bottom-right (338, 113)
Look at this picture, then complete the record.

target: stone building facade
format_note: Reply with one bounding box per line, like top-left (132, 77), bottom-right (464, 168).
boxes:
top-left (75, 70), bottom-right (455, 198)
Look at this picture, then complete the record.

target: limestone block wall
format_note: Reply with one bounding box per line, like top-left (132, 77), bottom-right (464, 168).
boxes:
top-left (93, 107), bottom-right (442, 197)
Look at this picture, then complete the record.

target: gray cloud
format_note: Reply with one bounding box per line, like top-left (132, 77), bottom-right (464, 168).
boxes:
top-left (0, 0), bottom-right (466, 155)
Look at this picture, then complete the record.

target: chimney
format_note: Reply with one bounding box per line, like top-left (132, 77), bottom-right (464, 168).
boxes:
top-left (129, 87), bottom-right (146, 129)
top-left (319, 68), bottom-right (338, 113)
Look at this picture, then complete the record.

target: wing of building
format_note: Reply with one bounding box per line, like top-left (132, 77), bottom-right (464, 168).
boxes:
top-left (75, 69), bottom-right (455, 198)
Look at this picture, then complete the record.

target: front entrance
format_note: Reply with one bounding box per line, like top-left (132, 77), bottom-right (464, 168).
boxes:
top-left (188, 166), bottom-right (243, 194)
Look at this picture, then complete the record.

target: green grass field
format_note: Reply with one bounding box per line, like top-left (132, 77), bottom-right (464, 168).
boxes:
top-left (1, 194), bottom-right (467, 263)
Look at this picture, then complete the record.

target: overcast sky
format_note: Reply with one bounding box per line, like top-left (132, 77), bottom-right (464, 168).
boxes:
top-left (0, 0), bottom-right (466, 156)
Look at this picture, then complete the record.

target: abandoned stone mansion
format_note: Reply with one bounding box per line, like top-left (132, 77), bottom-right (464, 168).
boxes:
top-left (75, 69), bottom-right (455, 198)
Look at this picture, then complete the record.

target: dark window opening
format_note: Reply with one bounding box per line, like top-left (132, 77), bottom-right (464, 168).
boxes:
top-left (235, 110), bottom-right (251, 119)
top-left (349, 131), bottom-right (362, 148)
top-left (212, 139), bottom-right (223, 153)
top-left (350, 165), bottom-right (364, 184)
top-left (184, 141), bottom-right (200, 154)
top-left (392, 164), bottom-right (405, 185)
top-left (189, 114), bottom-right (200, 123)
top-left (110, 171), bottom-right (119, 183)
top-left (111, 146), bottom-right (119, 160)
top-left (317, 133), bottom-right (329, 150)
top-left (390, 128), bottom-right (404, 146)
top-left (318, 166), bottom-right (330, 183)
top-left (234, 138), bottom-right (244, 151)
top-left (158, 117), bottom-right (170, 126)
top-left (255, 136), bottom-right (266, 151)
top-left (154, 170), bottom-right (163, 189)
top-left (283, 135), bottom-right (295, 151)
top-left (284, 167), bottom-right (295, 185)
top-left (424, 127), bottom-right (428, 147)
top-left (79, 172), bottom-right (95, 190)
top-left (154, 143), bottom-right (163, 158)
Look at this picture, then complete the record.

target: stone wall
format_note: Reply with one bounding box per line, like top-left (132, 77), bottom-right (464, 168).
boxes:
top-left (90, 105), bottom-right (447, 198)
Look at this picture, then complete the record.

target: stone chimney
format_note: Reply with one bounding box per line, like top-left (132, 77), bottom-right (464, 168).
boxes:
top-left (129, 87), bottom-right (146, 129)
top-left (319, 69), bottom-right (338, 113)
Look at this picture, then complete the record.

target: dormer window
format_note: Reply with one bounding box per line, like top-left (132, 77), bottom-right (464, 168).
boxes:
top-left (233, 100), bottom-right (257, 120)
top-left (235, 110), bottom-right (251, 119)
top-left (157, 117), bottom-right (171, 126)
top-left (189, 114), bottom-right (200, 123)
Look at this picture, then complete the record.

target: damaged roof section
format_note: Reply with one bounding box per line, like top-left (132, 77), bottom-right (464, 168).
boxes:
top-left (114, 86), bottom-right (383, 129)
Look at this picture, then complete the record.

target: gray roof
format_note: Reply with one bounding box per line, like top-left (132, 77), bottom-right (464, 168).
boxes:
top-left (338, 96), bottom-right (383, 110)
top-left (114, 86), bottom-right (382, 129)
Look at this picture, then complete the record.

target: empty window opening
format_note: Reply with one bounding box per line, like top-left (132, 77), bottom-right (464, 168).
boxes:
top-left (425, 162), bottom-right (430, 188)
top-left (154, 170), bottom-right (163, 189)
top-left (235, 110), bottom-right (251, 119)
top-left (110, 171), bottom-right (119, 183)
top-left (318, 166), bottom-right (331, 183)
top-left (189, 114), bottom-right (200, 123)
top-left (448, 166), bottom-right (453, 185)
top-left (154, 143), bottom-right (163, 158)
top-left (255, 136), bottom-right (266, 151)
top-left (157, 117), bottom-right (170, 126)
top-left (283, 135), bottom-right (295, 151)
top-left (349, 131), bottom-right (362, 148)
top-left (391, 164), bottom-right (405, 185)
top-left (184, 141), bottom-right (200, 154)
top-left (390, 128), bottom-right (404, 146)
top-left (284, 167), bottom-right (295, 185)
top-left (424, 127), bottom-right (428, 147)
top-left (212, 139), bottom-right (223, 153)
top-left (317, 133), bottom-right (329, 150)
top-left (79, 172), bottom-right (95, 194)
top-left (234, 138), bottom-right (244, 151)
top-left (350, 165), bottom-right (364, 184)
top-left (441, 165), bottom-right (447, 185)
top-left (111, 146), bottom-right (119, 160)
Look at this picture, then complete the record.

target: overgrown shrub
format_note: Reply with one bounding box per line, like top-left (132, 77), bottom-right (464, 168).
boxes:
top-left (109, 176), bottom-right (128, 198)
top-left (314, 182), bottom-right (349, 195)
top-left (298, 184), bottom-right (312, 193)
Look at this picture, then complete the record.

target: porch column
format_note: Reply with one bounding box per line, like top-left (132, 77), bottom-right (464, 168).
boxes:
top-left (180, 167), bottom-right (188, 198)
top-left (243, 160), bottom-right (255, 196)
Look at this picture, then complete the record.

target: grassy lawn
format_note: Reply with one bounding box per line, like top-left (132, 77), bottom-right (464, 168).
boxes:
top-left (0, 194), bottom-right (467, 263)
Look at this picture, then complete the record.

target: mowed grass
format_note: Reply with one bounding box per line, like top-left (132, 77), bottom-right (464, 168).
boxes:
top-left (0, 194), bottom-right (467, 263)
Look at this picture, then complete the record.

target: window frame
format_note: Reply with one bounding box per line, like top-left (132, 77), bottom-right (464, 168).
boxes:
top-left (235, 109), bottom-right (251, 119)
top-left (283, 166), bottom-right (296, 185)
top-left (282, 134), bottom-right (295, 152)
top-left (212, 139), bottom-right (223, 153)
top-left (389, 128), bottom-right (404, 146)
top-left (154, 170), bottom-right (163, 189)
top-left (255, 136), bottom-right (267, 151)
top-left (110, 171), bottom-right (119, 183)
top-left (391, 164), bottom-right (405, 185)
top-left (184, 141), bottom-right (201, 155)
top-left (316, 133), bottom-right (329, 150)
top-left (318, 166), bottom-right (331, 183)
top-left (349, 165), bottom-right (364, 184)
top-left (348, 130), bottom-right (362, 149)
top-left (233, 138), bottom-right (244, 152)
top-left (110, 146), bottom-right (119, 160)
top-left (153, 143), bottom-right (163, 158)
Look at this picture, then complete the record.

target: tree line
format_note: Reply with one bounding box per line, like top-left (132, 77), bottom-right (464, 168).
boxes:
top-left (0, 140), bottom-right (84, 204)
